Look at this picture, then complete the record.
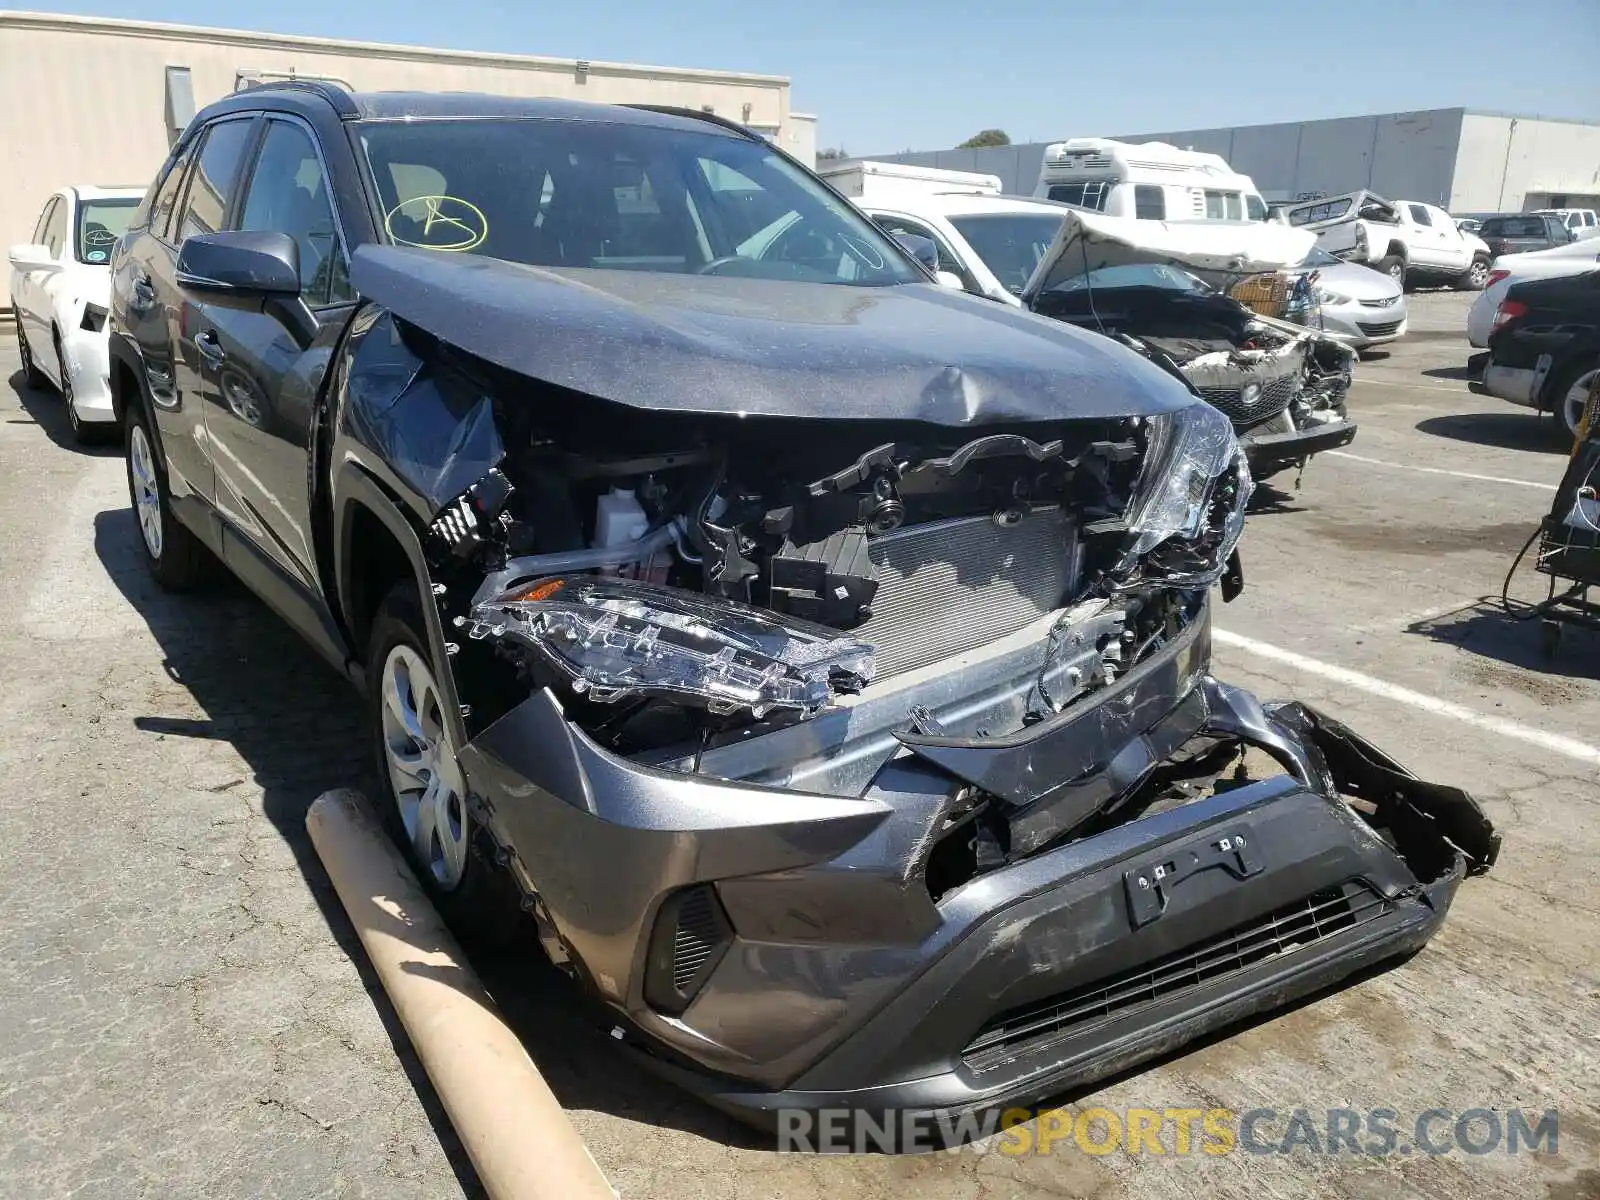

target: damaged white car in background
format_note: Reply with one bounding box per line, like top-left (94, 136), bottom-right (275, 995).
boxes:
top-left (1021, 210), bottom-right (1359, 482)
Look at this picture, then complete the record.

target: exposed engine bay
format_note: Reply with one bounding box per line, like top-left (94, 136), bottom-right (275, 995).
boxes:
top-left (376, 313), bottom-right (1251, 874)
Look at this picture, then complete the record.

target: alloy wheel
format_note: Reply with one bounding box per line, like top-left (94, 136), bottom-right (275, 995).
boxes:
top-left (380, 644), bottom-right (471, 890)
top-left (1468, 260), bottom-right (1489, 288)
top-left (59, 348), bottom-right (79, 435)
top-left (128, 423), bottom-right (164, 559)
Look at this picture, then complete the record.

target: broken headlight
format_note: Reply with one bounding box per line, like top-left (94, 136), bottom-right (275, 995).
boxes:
top-left (465, 577), bottom-right (876, 717)
top-left (1117, 401), bottom-right (1252, 589)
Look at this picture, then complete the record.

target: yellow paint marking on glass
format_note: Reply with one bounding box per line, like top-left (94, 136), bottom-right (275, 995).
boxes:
top-left (384, 195), bottom-right (488, 252)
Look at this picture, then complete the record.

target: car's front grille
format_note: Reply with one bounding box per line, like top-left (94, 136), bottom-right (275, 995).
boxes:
top-left (1195, 371), bottom-right (1298, 424)
top-left (962, 881), bottom-right (1391, 1073)
top-left (1359, 296), bottom-right (1400, 309)
top-left (1356, 318), bottom-right (1403, 337)
top-left (861, 508), bottom-right (1078, 677)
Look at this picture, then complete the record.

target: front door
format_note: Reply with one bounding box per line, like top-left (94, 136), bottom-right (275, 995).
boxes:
top-left (191, 115), bottom-right (355, 596)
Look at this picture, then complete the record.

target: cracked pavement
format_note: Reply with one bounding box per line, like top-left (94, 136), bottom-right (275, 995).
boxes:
top-left (1, 294), bottom-right (1597, 1199)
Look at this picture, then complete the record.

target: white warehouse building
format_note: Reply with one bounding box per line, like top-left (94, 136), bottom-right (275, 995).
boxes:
top-left (868, 108), bottom-right (1600, 213)
top-left (0, 10), bottom-right (817, 252)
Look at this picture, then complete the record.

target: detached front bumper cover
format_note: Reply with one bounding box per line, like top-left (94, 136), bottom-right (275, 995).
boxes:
top-left (458, 608), bottom-right (1495, 1134)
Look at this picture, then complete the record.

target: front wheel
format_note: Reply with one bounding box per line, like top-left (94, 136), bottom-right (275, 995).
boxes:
top-left (1457, 256), bottom-right (1490, 291)
top-left (125, 401), bottom-right (210, 590)
top-left (367, 584), bottom-right (515, 945)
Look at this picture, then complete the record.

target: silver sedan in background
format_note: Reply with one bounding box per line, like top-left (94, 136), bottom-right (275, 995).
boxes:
top-left (1293, 245), bottom-right (1408, 351)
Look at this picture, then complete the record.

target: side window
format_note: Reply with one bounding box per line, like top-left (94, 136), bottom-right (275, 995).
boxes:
top-left (1408, 204), bottom-right (1432, 227)
top-left (31, 197), bottom-right (56, 244)
top-left (1134, 185), bottom-right (1166, 221)
top-left (1203, 190), bottom-right (1227, 220)
top-left (149, 139), bottom-right (198, 241)
top-left (42, 198), bottom-right (68, 257)
top-left (236, 120), bottom-right (352, 307)
top-left (1224, 193), bottom-right (1243, 220)
top-left (176, 118), bottom-right (256, 244)
top-left (1246, 194), bottom-right (1267, 221)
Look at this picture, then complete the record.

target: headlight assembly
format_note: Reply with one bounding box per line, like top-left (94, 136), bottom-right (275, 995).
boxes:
top-left (1315, 287), bottom-right (1352, 306)
top-left (465, 577), bottom-right (876, 717)
top-left (1117, 402), bottom-right (1252, 589)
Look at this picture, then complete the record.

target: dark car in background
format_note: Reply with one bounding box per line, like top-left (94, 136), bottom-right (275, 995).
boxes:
top-left (106, 82), bottom-right (1496, 1134)
top-left (1478, 213), bottom-right (1578, 259)
top-left (1478, 269), bottom-right (1600, 437)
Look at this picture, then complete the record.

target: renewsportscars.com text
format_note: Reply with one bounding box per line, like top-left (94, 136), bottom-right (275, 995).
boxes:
top-left (776, 1105), bottom-right (1561, 1157)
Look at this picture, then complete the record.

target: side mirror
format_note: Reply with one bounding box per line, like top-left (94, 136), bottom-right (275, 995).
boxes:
top-left (891, 231), bottom-right (939, 273)
top-left (176, 230), bottom-right (301, 294)
top-left (8, 243), bottom-right (61, 273)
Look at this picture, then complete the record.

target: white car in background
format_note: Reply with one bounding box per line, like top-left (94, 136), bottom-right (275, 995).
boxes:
top-left (1467, 237), bottom-right (1600, 347)
top-left (8, 185), bottom-right (144, 441)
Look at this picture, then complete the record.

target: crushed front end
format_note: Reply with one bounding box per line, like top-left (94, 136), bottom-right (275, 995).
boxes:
top-left (350, 308), bottom-right (1492, 1133)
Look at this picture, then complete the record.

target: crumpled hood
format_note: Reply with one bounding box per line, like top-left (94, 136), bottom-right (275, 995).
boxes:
top-left (1023, 210), bottom-right (1318, 301)
top-left (348, 245), bottom-right (1194, 425)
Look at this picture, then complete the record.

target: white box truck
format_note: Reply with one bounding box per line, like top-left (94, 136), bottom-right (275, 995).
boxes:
top-left (819, 160), bottom-right (1002, 203)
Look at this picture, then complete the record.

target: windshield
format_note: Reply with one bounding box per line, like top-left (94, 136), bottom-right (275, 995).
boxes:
top-left (357, 118), bottom-right (919, 286)
top-left (75, 197), bottom-right (140, 264)
top-left (947, 213), bottom-right (1065, 295)
top-left (1299, 246), bottom-right (1343, 268)
top-left (1044, 263), bottom-right (1211, 295)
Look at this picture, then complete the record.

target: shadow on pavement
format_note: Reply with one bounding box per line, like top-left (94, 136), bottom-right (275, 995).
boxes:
top-left (1415, 411), bottom-right (1571, 456)
top-left (6, 368), bottom-right (121, 456)
top-left (1406, 596), bottom-right (1600, 682)
top-left (1422, 365), bottom-right (1473, 382)
top-left (91, 507), bottom-right (758, 1180)
top-left (1247, 480), bottom-right (1311, 515)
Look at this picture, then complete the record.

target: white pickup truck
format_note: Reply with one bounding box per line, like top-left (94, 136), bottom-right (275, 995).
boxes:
top-left (1283, 191), bottom-right (1491, 290)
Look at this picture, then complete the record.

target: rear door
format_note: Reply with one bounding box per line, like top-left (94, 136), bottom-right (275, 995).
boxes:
top-left (191, 114), bottom-right (355, 598)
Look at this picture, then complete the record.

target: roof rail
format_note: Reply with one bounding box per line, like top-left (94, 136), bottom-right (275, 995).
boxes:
top-left (233, 77), bottom-right (359, 118)
top-left (624, 104), bottom-right (763, 142)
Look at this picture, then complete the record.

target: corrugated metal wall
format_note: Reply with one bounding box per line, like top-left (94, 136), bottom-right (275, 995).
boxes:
top-left (0, 12), bottom-right (791, 253)
top-left (866, 109), bottom-right (1600, 213)
top-left (867, 110), bottom-right (1473, 204)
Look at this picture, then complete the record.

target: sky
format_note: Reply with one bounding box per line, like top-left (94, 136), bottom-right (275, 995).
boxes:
top-left (26, 0), bottom-right (1600, 152)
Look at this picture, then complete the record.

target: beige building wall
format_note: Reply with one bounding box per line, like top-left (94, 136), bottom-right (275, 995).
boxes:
top-left (0, 10), bottom-right (791, 251)
top-left (1452, 112), bottom-right (1600, 211)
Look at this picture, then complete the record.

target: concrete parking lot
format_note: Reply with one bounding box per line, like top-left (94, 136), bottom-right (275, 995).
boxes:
top-left (1, 292), bottom-right (1596, 1199)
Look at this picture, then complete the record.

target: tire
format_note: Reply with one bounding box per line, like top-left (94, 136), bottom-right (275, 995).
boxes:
top-left (55, 332), bottom-right (106, 445)
top-left (1457, 255), bottom-right (1490, 291)
top-left (1545, 360), bottom-right (1598, 441)
top-left (1374, 255), bottom-right (1407, 290)
top-left (366, 583), bottom-right (517, 947)
top-left (124, 399), bottom-right (210, 590)
top-left (13, 311), bottom-right (45, 388)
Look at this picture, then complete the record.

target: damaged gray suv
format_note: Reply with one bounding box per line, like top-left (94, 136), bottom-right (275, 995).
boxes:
top-left (108, 84), bottom-right (1498, 1132)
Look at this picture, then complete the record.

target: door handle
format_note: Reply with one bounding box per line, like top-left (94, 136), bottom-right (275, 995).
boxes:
top-left (195, 328), bottom-right (225, 366)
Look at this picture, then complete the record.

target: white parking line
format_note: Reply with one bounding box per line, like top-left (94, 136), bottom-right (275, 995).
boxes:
top-left (1352, 377), bottom-right (1472, 395)
top-left (1214, 628), bottom-right (1600, 766)
top-left (1325, 450), bottom-right (1557, 491)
